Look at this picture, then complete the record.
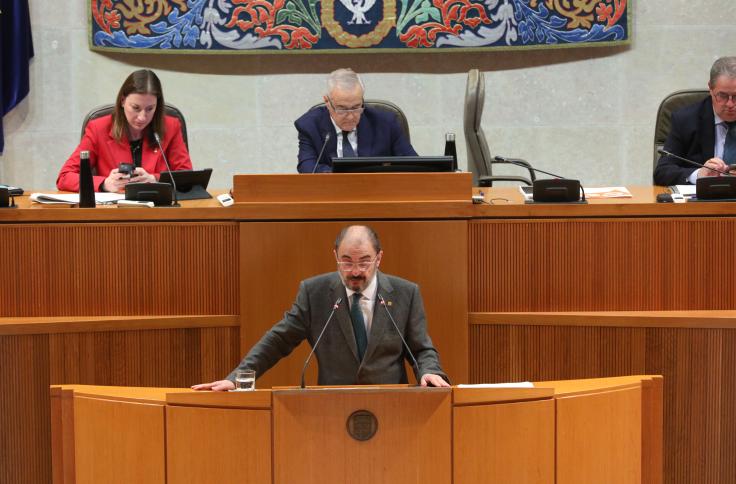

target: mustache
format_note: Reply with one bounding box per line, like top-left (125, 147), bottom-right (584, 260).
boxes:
top-left (347, 275), bottom-right (366, 281)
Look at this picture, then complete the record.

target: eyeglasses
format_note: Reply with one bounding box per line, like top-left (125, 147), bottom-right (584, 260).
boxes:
top-left (714, 92), bottom-right (736, 104)
top-left (327, 97), bottom-right (364, 115)
top-left (336, 258), bottom-right (377, 272)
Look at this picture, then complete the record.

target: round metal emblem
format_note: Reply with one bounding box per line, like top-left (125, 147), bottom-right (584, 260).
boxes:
top-left (346, 409), bottom-right (378, 441)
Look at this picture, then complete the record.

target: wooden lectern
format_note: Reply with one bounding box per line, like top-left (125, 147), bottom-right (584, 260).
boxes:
top-left (50, 376), bottom-right (662, 484)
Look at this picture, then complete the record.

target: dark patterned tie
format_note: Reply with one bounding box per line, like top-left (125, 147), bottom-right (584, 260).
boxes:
top-left (342, 131), bottom-right (355, 157)
top-left (350, 293), bottom-right (367, 361)
top-left (724, 122), bottom-right (736, 165)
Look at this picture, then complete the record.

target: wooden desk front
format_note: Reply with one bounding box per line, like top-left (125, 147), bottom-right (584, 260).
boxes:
top-left (0, 181), bottom-right (731, 484)
top-left (50, 376), bottom-right (661, 484)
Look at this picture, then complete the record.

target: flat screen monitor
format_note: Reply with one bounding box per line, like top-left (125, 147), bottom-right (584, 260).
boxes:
top-left (332, 156), bottom-right (455, 173)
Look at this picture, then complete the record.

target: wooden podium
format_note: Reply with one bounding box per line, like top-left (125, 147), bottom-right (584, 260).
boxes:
top-left (50, 375), bottom-right (662, 484)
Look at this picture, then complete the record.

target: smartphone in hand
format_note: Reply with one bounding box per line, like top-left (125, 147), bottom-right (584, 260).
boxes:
top-left (118, 162), bottom-right (134, 178)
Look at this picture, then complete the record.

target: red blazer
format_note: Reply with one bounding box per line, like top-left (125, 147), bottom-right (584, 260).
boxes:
top-left (56, 114), bottom-right (192, 192)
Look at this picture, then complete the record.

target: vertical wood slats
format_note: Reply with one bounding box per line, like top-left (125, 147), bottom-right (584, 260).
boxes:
top-left (469, 218), bottom-right (736, 312)
top-left (469, 323), bottom-right (736, 484)
top-left (0, 223), bottom-right (238, 317)
top-left (0, 327), bottom-right (239, 484)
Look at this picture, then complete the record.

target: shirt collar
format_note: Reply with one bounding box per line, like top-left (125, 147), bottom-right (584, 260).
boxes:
top-left (345, 271), bottom-right (378, 301)
top-left (329, 116), bottom-right (355, 135)
top-left (714, 109), bottom-right (727, 126)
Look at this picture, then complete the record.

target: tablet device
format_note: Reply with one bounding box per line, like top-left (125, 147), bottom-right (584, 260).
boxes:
top-left (159, 169), bottom-right (213, 200)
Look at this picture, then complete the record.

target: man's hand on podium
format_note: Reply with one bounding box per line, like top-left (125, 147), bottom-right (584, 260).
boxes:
top-left (420, 373), bottom-right (451, 387)
top-left (191, 379), bottom-right (236, 391)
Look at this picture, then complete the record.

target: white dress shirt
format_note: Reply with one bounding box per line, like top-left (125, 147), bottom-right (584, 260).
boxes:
top-left (345, 274), bottom-right (377, 337)
top-left (330, 118), bottom-right (358, 157)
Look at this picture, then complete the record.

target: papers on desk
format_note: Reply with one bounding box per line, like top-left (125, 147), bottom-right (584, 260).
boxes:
top-left (670, 185), bottom-right (697, 197)
top-left (457, 381), bottom-right (534, 388)
top-left (518, 186), bottom-right (632, 201)
top-left (583, 186), bottom-right (632, 199)
top-left (30, 192), bottom-right (125, 205)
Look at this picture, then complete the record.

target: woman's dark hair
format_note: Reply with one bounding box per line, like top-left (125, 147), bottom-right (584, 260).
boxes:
top-left (111, 69), bottom-right (165, 144)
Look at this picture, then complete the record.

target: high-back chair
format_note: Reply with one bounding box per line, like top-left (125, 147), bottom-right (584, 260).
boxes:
top-left (653, 89), bottom-right (708, 168)
top-left (464, 69), bottom-right (534, 187)
top-left (80, 102), bottom-right (189, 149)
top-left (310, 99), bottom-right (411, 142)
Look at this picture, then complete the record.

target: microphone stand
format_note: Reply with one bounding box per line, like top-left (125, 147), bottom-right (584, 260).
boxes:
top-left (495, 155), bottom-right (586, 202)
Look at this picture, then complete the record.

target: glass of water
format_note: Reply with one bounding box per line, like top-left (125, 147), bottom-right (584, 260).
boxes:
top-left (234, 369), bottom-right (256, 391)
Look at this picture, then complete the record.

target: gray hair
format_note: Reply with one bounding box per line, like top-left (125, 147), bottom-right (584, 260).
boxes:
top-left (709, 57), bottom-right (736, 86)
top-left (326, 68), bottom-right (365, 96)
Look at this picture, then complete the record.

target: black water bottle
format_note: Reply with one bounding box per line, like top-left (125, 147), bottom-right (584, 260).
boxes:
top-left (444, 132), bottom-right (457, 171)
top-left (78, 150), bottom-right (95, 208)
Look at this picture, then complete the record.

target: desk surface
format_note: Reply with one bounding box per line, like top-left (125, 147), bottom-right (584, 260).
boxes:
top-left (3, 185), bottom-right (735, 222)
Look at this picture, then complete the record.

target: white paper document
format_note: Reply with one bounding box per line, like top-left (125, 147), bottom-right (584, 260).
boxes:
top-left (518, 186), bottom-right (632, 200)
top-left (30, 193), bottom-right (125, 205)
top-left (670, 185), bottom-right (697, 196)
top-left (457, 381), bottom-right (535, 388)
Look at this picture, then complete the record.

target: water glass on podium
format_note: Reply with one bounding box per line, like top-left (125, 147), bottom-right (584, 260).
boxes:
top-left (234, 369), bottom-right (256, 391)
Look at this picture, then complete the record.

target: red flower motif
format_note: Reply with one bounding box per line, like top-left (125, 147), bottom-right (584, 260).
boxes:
top-left (400, 0), bottom-right (490, 48)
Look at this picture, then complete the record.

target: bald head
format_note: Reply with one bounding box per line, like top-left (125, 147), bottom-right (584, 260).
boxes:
top-left (334, 225), bottom-right (383, 291)
top-left (334, 225), bottom-right (381, 253)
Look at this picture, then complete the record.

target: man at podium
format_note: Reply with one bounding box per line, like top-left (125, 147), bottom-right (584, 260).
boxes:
top-left (193, 225), bottom-right (449, 390)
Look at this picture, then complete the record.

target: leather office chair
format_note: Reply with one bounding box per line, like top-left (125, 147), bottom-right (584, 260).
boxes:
top-left (653, 89), bottom-right (708, 168)
top-left (310, 99), bottom-right (411, 142)
top-left (464, 69), bottom-right (535, 187)
top-left (80, 102), bottom-right (189, 149)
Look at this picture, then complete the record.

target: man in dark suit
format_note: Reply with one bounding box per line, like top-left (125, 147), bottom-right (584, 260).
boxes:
top-left (192, 225), bottom-right (449, 390)
top-left (654, 56), bottom-right (736, 186)
top-left (294, 68), bottom-right (417, 173)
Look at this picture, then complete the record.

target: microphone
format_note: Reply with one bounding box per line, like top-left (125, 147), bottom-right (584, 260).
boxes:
top-left (657, 148), bottom-right (731, 176)
top-left (153, 132), bottom-right (180, 206)
top-left (377, 294), bottom-right (420, 381)
top-left (495, 155), bottom-right (586, 202)
top-left (311, 132), bottom-right (332, 173)
top-left (300, 297), bottom-right (342, 388)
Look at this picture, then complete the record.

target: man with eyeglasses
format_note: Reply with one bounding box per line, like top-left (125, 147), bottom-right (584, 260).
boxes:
top-left (192, 225), bottom-right (449, 391)
top-left (654, 56), bottom-right (736, 185)
top-left (294, 68), bottom-right (417, 173)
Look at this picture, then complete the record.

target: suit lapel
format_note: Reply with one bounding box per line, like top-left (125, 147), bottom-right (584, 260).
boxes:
top-left (104, 130), bottom-right (132, 166)
top-left (363, 272), bottom-right (393, 363)
top-left (318, 109), bottom-right (339, 162)
top-left (356, 111), bottom-right (373, 157)
top-left (330, 274), bottom-right (359, 362)
top-left (700, 98), bottom-right (716, 160)
top-left (140, 137), bottom-right (160, 173)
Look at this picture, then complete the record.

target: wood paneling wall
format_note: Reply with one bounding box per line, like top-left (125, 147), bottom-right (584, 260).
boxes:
top-left (469, 218), bottom-right (736, 312)
top-left (0, 327), bottom-right (239, 484)
top-left (240, 221), bottom-right (469, 388)
top-left (0, 223), bottom-right (238, 317)
top-left (469, 323), bottom-right (736, 484)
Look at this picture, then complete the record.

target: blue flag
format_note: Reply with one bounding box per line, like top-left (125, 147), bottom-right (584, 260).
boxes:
top-left (1, 0), bottom-right (34, 153)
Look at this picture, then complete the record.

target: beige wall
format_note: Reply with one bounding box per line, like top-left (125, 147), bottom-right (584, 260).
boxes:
top-left (1, 1), bottom-right (734, 189)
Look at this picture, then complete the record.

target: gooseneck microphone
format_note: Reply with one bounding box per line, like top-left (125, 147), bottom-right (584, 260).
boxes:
top-left (495, 155), bottom-right (586, 202)
top-left (300, 297), bottom-right (342, 388)
top-left (153, 132), bottom-right (180, 206)
top-left (657, 148), bottom-right (732, 176)
top-left (377, 294), bottom-right (420, 380)
top-left (494, 155), bottom-right (565, 179)
top-left (311, 132), bottom-right (332, 174)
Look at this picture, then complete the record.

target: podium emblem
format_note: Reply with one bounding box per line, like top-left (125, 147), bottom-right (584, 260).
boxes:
top-left (346, 409), bottom-right (378, 441)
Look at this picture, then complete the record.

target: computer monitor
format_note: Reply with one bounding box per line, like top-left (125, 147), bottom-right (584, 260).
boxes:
top-left (331, 156), bottom-right (455, 173)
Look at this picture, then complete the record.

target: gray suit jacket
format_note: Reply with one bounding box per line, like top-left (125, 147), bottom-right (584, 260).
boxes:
top-left (228, 271), bottom-right (448, 385)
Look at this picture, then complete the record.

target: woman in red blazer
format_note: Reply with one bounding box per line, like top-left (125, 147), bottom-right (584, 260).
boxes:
top-left (56, 69), bottom-right (192, 193)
